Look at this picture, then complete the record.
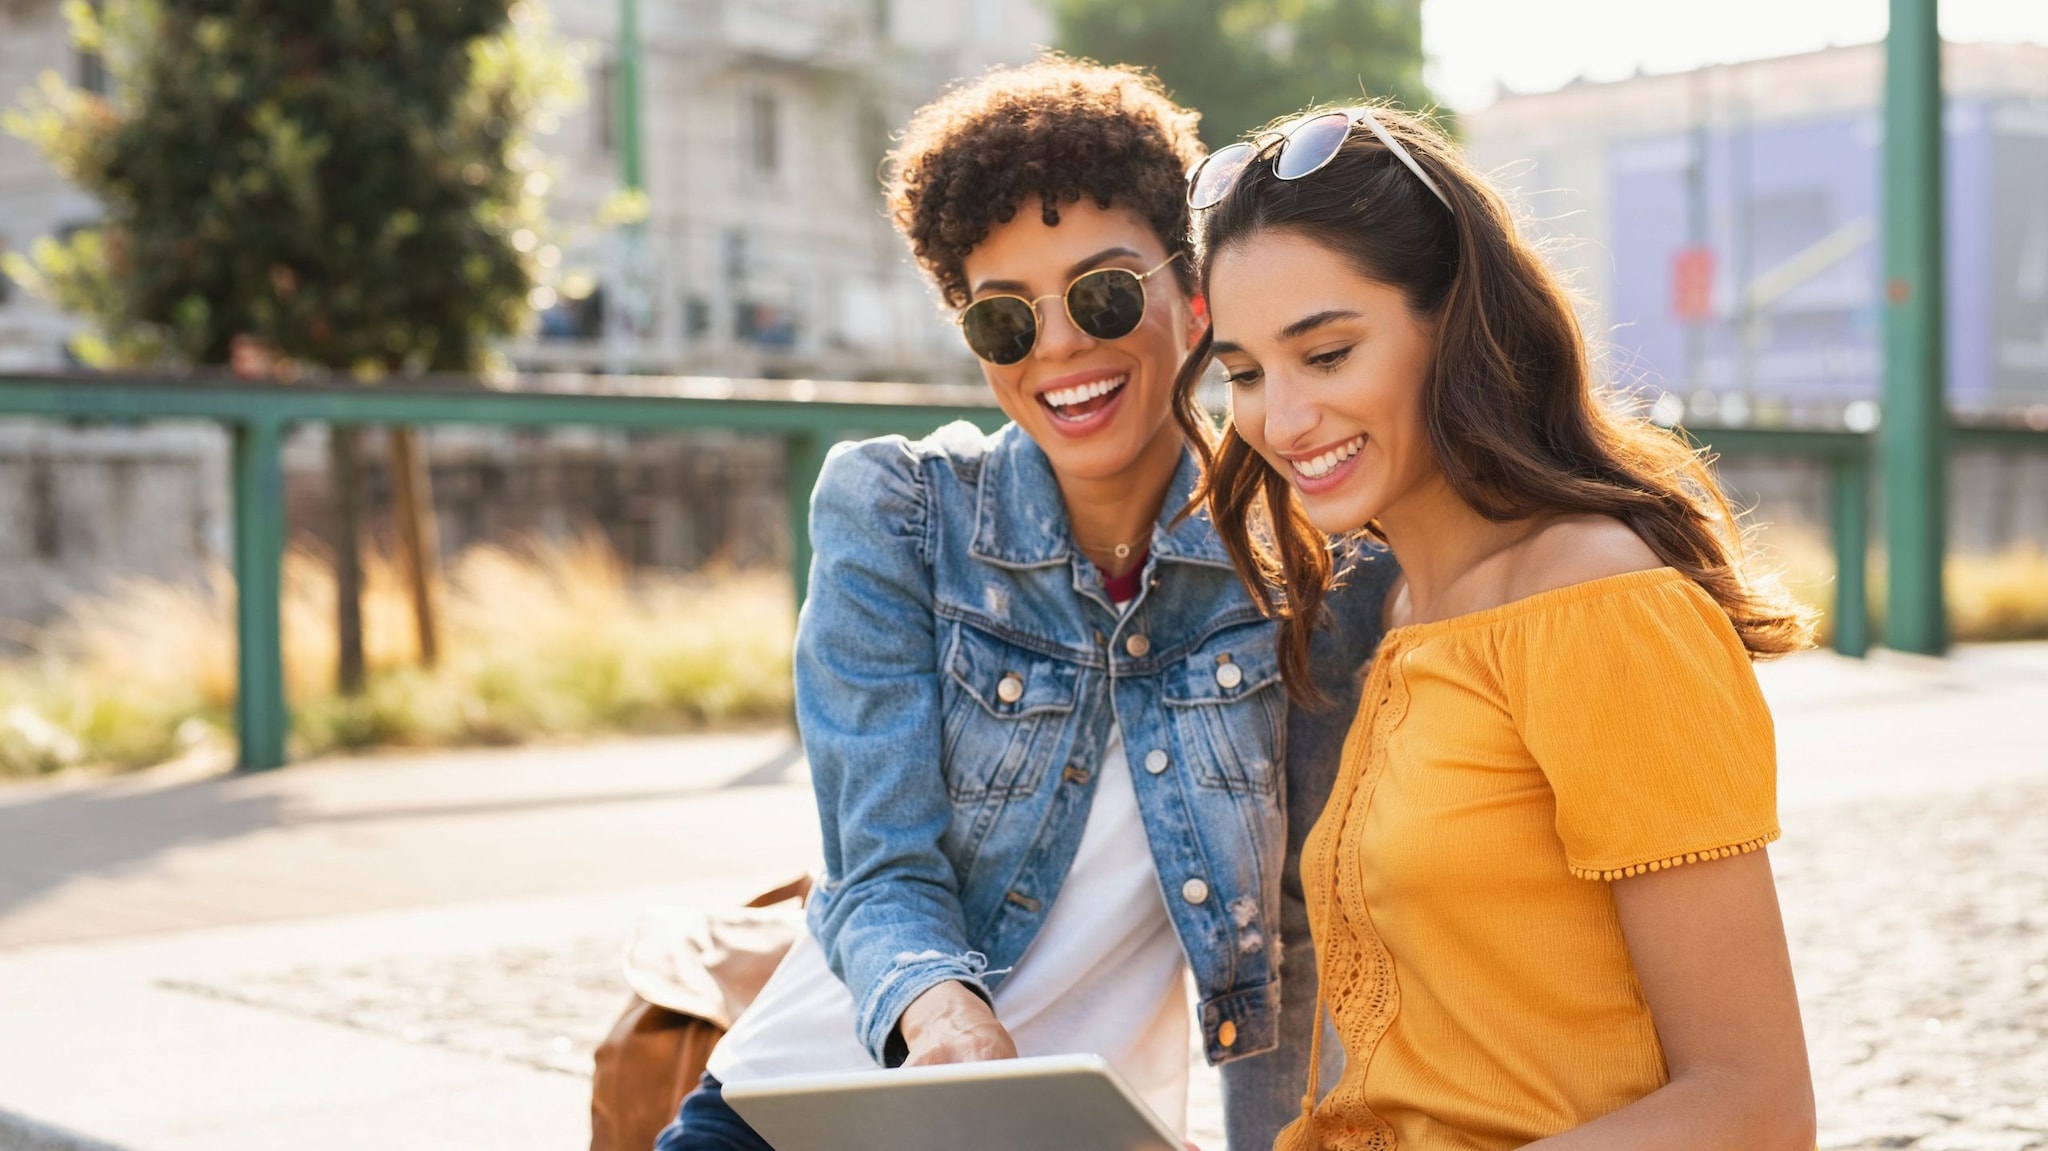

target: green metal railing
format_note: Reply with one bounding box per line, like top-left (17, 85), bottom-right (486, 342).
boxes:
top-left (1680, 418), bottom-right (2048, 662)
top-left (0, 371), bottom-right (1004, 770)
top-left (2, 370), bottom-right (2045, 771)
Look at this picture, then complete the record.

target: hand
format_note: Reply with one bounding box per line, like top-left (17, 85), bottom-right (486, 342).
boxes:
top-left (898, 981), bottom-right (1017, 1067)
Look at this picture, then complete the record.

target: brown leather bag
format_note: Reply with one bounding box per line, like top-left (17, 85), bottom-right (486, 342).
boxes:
top-left (590, 876), bottom-right (811, 1151)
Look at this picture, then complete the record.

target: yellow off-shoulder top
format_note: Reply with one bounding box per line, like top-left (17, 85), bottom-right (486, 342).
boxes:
top-left (1277, 568), bottom-right (1780, 1151)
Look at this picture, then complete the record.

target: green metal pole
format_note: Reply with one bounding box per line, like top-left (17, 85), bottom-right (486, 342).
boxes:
top-left (1829, 455), bottom-right (1870, 658)
top-left (785, 431), bottom-right (832, 613)
top-left (1881, 0), bottom-right (1948, 654)
top-left (618, 0), bottom-right (642, 194)
top-left (232, 419), bottom-right (288, 770)
top-left (612, 0), bottom-right (647, 369)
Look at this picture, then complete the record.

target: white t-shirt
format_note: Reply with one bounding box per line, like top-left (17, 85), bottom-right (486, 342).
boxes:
top-left (708, 727), bottom-right (1193, 1133)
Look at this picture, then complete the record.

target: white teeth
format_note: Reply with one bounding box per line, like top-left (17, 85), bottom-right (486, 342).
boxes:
top-left (1043, 375), bottom-right (1128, 410)
top-left (1291, 436), bottom-right (1366, 480)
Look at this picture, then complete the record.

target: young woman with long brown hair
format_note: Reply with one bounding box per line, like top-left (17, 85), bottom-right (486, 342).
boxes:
top-left (1173, 104), bottom-right (1818, 1149)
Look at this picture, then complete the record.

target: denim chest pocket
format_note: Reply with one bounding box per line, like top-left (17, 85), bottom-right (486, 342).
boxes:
top-left (940, 625), bottom-right (1081, 803)
top-left (1162, 634), bottom-right (1286, 795)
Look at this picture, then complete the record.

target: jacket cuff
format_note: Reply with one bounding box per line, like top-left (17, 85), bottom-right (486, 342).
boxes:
top-left (1200, 979), bottom-right (1281, 1066)
top-left (857, 950), bottom-right (993, 1067)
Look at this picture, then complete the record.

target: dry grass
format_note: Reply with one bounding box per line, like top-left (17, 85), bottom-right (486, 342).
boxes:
top-left (0, 536), bottom-right (793, 777)
top-left (5, 522), bottom-right (2044, 778)
top-left (1754, 523), bottom-right (2048, 647)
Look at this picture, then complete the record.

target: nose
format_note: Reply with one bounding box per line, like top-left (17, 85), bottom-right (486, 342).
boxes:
top-left (1032, 295), bottom-right (1096, 361)
top-left (1259, 369), bottom-right (1322, 451)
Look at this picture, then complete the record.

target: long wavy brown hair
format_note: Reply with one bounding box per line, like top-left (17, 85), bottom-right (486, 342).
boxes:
top-left (1172, 105), bottom-right (1815, 704)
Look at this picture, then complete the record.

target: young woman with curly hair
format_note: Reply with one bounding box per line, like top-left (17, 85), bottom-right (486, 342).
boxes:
top-left (1177, 104), bottom-right (1817, 1150)
top-left (653, 58), bottom-right (1396, 1151)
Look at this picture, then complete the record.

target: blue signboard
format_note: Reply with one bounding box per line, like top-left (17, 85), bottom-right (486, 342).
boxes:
top-left (1604, 97), bottom-right (2047, 412)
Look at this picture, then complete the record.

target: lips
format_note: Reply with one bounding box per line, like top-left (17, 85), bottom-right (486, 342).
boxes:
top-left (1040, 373), bottom-right (1128, 421)
top-left (1288, 434), bottom-right (1366, 480)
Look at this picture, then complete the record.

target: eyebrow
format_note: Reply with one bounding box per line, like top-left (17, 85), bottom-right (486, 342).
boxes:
top-left (1279, 309), bottom-right (1363, 340)
top-left (969, 246), bottom-right (1147, 298)
top-left (1211, 309), bottom-right (1365, 358)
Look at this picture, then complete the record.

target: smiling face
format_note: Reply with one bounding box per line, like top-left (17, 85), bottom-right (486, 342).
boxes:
top-left (959, 199), bottom-right (1201, 485)
top-left (1209, 229), bottom-right (1442, 536)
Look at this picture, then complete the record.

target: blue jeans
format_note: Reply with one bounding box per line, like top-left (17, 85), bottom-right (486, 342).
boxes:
top-left (653, 1074), bottom-right (776, 1151)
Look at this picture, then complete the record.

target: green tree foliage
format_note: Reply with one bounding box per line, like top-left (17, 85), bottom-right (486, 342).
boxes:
top-left (4, 0), bottom-right (580, 374)
top-left (1053, 0), bottom-right (1437, 149)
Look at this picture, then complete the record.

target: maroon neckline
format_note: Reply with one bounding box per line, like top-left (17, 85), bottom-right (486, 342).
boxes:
top-left (1102, 548), bottom-right (1150, 604)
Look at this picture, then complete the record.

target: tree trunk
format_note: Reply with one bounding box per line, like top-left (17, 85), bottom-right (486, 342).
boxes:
top-left (330, 424), bottom-right (367, 696)
top-left (388, 426), bottom-right (442, 667)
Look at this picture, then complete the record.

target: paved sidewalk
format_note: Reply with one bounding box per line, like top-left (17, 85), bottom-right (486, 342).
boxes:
top-left (1, 646), bottom-right (2045, 1150)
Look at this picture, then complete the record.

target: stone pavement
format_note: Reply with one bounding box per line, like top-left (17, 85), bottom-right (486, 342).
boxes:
top-left (1, 645), bottom-right (2045, 1151)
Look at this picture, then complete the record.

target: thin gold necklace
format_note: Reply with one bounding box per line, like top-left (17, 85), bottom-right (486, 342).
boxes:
top-left (1072, 527), bottom-right (1151, 562)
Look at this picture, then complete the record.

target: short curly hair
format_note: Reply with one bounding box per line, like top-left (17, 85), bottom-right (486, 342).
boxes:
top-left (884, 54), bottom-right (1206, 310)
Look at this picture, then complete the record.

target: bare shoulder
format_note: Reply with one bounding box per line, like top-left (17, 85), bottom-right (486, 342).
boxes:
top-left (1505, 513), bottom-right (1664, 600)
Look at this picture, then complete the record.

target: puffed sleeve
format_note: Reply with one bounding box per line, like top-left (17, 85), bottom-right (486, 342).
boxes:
top-left (1501, 572), bottom-right (1780, 881)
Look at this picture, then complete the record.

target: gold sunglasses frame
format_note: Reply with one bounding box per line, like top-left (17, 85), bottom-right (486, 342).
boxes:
top-left (953, 254), bottom-right (1181, 365)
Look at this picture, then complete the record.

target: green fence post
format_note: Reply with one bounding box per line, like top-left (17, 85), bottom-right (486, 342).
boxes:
top-left (1881, 0), bottom-right (1948, 654)
top-left (785, 430), bottom-right (832, 614)
top-left (232, 418), bottom-right (289, 770)
top-left (1829, 453), bottom-right (1871, 658)
top-left (618, 0), bottom-right (642, 195)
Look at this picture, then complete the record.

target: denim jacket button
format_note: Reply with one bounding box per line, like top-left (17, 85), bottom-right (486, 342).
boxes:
top-left (1218, 1020), bottom-right (1238, 1048)
top-left (1214, 662), bottom-right (1243, 689)
top-left (1143, 749), bottom-right (1170, 775)
top-left (1124, 633), bottom-right (1151, 657)
top-left (1181, 877), bottom-right (1210, 905)
top-left (996, 673), bottom-right (1024, 703)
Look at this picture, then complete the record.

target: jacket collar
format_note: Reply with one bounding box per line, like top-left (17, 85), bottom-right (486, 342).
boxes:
top-left (970, 425), bottom-right (1236, 571)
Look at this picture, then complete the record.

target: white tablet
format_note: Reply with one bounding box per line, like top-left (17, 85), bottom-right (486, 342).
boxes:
top-left (721, 1053), bottom-right (1183, 1151)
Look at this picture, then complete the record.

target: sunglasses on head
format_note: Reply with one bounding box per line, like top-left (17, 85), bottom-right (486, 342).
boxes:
top-left (955, 255), bottom-right (1180, 366)
top-left (1187, 106), bottom-right (1451, 212)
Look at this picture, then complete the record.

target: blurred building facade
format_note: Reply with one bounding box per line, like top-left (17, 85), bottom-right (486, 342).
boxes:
top-left (0, 0), bottom-right (1047, 629)
top-left (511, 0), bottom-right (1049, 381)
top-left (1461, 40), bottom-right (2048, 422)
top-left (0, 0), bottom-right (1049, 378)
top-left (0, 0), bottom-right (103, 372)
top-left (1460, 41), bottom-right (2048, 554)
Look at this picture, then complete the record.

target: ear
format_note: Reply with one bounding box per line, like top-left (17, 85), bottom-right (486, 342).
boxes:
top-left (1185, 294), bottom-right (1210, 350)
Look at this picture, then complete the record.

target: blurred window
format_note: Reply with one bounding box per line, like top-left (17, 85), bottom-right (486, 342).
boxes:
top-left (684, 297), bottom-right (712, 339)
top-left (747, 91), bottom-right (780, 179)
top-left (539, 287), bottom-right (605, 341)
top-left (723, 229), bottom-right (749, 282)
top-left (737, 300), bottom-right (798, 350)
top-left (76, 31), bottom-right (109, 97)
top-left (595, 60), bottom-right (618, 151)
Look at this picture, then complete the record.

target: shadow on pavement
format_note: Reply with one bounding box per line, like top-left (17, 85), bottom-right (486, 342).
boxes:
top-left (0, 776), bottom-right (284, 928)
top-left (0, 736), bottom-right (810, 931)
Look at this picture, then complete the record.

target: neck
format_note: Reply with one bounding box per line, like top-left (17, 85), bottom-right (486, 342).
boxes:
top-left (1376, 472), bottom-right (1542, 625)
top-left (1058, 427), bottom-right (1185, 579)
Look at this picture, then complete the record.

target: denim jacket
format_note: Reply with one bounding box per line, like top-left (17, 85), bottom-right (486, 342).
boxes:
top-left (794, 421), bottom-right (1393, 1141)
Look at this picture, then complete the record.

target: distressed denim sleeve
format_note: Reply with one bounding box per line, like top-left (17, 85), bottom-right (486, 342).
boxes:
top-left (794, 438), bottom-right (990, 1066)
top-left (1220, 542), bottom-right (1397, 1149)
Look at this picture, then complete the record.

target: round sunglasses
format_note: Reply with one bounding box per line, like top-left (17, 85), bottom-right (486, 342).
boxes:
top-left (955, 255), bottom-right (1180, 366)
top-left (1187, 106), bottom-right (1451, 212)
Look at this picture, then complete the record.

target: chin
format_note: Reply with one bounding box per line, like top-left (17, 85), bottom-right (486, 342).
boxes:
top-left (1297, 491), bottom-right (1383, 537)
top-left (1040, 433), bottom-right (1148, 482)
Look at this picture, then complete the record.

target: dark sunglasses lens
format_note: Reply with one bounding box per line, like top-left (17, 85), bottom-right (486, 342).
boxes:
top-left (960, 297), bottom-right (1037, 364)
top-left (1274, 112), bottom-right (1353, 181)
top-left (1066, 269), bottom-right (1147, 341)
top-left (1189, 142), bottom-right (1255, 210)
